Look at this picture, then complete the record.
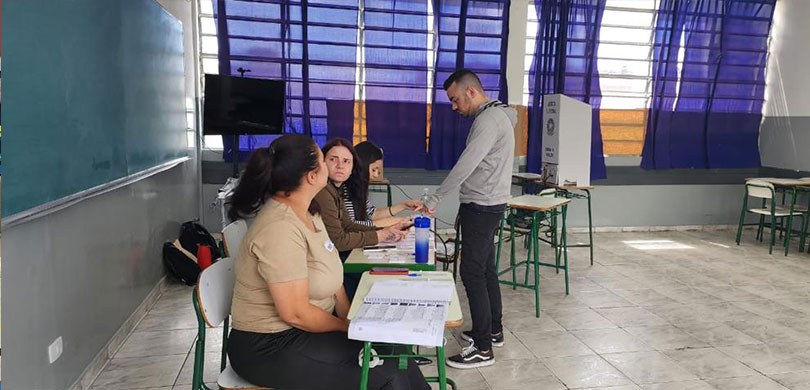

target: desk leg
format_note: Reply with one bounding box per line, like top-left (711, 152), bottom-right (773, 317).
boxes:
top-left (437, 345), bottom-right (447, 390)
top-left (584, 189), bottom-right (594, 266)
top-left (562, 205), bottom-right (569, 295)
top-left (553, 209), bottom-right (560, 274)
top-left (495, 213), bottom-right (505, 271)
top-left (510, 215), bottom-right (517, 290)
top-left (532, 211), bottom-right (541, 318)
top-left (785, 188), bottom-right (798, 256)
top-left (386, 184), bottom-right (392, 208)
top-left (524, 213), bottom-right (533, 287)
top-left (360, 342), bottom-right (371, 390)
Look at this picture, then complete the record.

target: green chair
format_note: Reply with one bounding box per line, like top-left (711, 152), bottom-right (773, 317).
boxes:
top-left (736, 180), bottom-right (804, 255)
top-left (192, 257), bottom-right (269, 390)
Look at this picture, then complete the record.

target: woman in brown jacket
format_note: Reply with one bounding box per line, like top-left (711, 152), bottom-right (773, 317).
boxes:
top-left (312, 138), bottom-right (407, 298)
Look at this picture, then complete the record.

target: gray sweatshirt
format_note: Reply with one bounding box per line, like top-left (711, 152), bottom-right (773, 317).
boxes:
top-left (425, 100), bottom-right (517, 210)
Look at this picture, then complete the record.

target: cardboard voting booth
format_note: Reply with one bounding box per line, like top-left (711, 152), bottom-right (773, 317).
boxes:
top-left (541, 94), bottom-right (592, 187)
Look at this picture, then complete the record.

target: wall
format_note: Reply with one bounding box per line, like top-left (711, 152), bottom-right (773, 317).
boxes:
top-left (760, 0), bottom-right (810, 171)
top-left (1, 0), bottom-right (201, 388)
top-left (203, 181), bottom-right (748, 233)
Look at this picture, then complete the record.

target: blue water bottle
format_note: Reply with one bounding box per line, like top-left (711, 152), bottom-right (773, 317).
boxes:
top-left (414, 216), bottom-right (431, 264)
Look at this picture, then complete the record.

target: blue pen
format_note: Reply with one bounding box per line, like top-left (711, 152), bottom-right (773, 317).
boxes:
top-left (408, 273), bottom-right (420, 277)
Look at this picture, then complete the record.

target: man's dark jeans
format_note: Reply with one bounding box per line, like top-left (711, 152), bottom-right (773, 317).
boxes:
top-left (459, 202), bottom-right (505, 351)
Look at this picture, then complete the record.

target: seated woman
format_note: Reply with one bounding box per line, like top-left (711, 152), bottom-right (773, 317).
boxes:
top-left (314, 138), bottom-right (408, 298)
top-left (313, 138), bottom-right (407, 255)
top-left (226, 134), bottom-right (429, 390)
top-left (349, 140), bottom-right (422, 227)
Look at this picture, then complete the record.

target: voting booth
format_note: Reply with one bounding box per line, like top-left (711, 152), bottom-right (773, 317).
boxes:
top-left (541, 94), bottom-right (592, 187)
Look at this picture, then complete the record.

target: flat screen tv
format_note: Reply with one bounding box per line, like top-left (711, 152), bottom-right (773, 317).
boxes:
top-left (203, 74), bottom-right (285, 135)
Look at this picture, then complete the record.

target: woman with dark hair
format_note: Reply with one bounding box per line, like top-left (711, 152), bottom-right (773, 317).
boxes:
top-left (313, 138), bottom-right (407, 252)
top-left (347, 140), bottom-right (422, 227)
top-left (313, 138), bottom-right (409, 298)
top-left (226, 134), bottom-right (429, 389)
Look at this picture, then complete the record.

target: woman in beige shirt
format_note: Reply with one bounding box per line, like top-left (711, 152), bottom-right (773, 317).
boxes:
top-left (226, 134), bottom-right (429, 389)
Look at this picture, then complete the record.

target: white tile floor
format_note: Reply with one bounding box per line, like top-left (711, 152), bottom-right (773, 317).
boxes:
top-left (91, 229), bottom-right (810, 389)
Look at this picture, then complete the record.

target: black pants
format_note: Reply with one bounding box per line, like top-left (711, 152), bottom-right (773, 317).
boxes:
top-left (459, 202), bottom-right (505, 351)
top-left (228, 328), bottom-right (430, 390)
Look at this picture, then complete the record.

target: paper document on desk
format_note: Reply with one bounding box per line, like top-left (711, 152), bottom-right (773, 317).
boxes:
top-left (349, 280), bottom-right (453, 347)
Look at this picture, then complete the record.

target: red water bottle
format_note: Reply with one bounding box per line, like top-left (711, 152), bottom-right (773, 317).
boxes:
top-left (197, 244), bottom-right (212, 270)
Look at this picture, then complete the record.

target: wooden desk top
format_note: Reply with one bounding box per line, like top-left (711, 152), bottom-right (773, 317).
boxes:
top-left (747, 178), bottom-right (810, 187)
top-left (344, 224), bottom-right (436, 272)
top-left (369, 178), bottom-right (391, 185)
top-left (512, 172), bottom-right (545, 181)
top-left (347, 271), bottom-right (463, 328)
top-left (511, 174), bottom-right (593, 190)
top-left (508, 195), bottom-right (571, 212)
top-left (542, 182), bottom-right (595, 190)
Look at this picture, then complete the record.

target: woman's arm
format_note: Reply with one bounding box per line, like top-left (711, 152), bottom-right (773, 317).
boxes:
top-left (334, 286), bottom-right (351, 320)
top-left (373, 216), bottom-right (409, 228)
top-left (269, 278), bottom-right (349, 332)
top-left (381, 200), bottom-right (424, 217)
top-left (313, 187), bottom-right (379, 251)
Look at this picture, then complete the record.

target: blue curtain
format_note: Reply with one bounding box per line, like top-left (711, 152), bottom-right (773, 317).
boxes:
top-left (363, 0), bottom-right (430, 168)
top-left (427, 0), bottom-right (511, 170)
top-left (525, 0), bottom-right (606, 180)
top-left (641, 0), bottom-right (775, 169)
top-left (213, 0), bottom-right (359, 161)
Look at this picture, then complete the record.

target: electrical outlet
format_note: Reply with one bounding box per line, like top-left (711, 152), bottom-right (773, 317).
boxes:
top-left (48, 336), bottom-right (63, 364)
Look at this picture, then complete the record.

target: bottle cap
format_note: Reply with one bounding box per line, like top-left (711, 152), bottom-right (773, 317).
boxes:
top-left (414, 216), bottom-right (431, 228)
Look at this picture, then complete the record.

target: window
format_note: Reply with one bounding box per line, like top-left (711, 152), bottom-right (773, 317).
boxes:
top-left (352, 0), bottom-right (435, 146)
top-left (597, 0), bottom-right (657, 156)
top-left (199, 0), bottom-right (434, 150)
top-left (199, 0), bottom-right (223, 149)
top-left (523, 0), bottom-right (658, 156)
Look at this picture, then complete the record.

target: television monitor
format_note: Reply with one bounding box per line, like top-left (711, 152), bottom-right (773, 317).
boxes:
top-left (203, 74), bottom-right (285, 135)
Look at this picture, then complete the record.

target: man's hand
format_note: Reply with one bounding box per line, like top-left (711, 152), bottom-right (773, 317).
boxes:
top-left (400, 199), bottom-right (423, 211)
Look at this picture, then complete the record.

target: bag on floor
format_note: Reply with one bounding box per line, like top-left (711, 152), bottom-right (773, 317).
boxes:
top-left (163, 221), bottom-right (222, 286)
top-left (162, 240), bottom-right (200, 286)
top-left (178, 221), bottom-right (221, 260)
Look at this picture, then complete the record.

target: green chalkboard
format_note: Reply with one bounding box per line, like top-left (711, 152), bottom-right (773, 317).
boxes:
top-left (3, 0), bottom-right (188, 217)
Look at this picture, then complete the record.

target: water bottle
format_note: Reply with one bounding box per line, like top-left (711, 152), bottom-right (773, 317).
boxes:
top-left (197, 244), bottom-right (213, 270)
top-left (419, 188), bottom-right (430, 216)
top-left (414, 216), bottom-right (431, 264)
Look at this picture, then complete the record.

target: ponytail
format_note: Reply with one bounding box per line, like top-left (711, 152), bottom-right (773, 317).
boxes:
top-left (227, 147), bottom-right (275, 222)
top-left (227, 135), bottom-right (321, 221)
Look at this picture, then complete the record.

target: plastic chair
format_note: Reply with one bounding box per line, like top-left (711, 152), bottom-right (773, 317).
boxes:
top-left (192, 257), bottom-right (270, 390)
top-left (736, 180), bottom-right (805, 255)
top-left (222, 220), bottom-right (248, 258)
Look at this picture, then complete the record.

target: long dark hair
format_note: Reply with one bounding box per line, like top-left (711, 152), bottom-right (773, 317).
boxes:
top-left (322, 138), bottom-right (369, 220)
top-left (355, 141), bottom-right (384, 180)
top-left (227, 134), bottom-right (321, 221)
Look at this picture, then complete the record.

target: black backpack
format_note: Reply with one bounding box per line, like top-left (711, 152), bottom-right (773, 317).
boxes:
top-left (178, 221), bottom-right (220, 258)
top-left (162, 241), bottom-right (200, 286)
top-left (162, 221), bottom-right (221, 286)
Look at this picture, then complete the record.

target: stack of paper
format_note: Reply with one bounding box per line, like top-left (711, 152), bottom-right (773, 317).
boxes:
top-left (348, 280), bottom-right (453, 347)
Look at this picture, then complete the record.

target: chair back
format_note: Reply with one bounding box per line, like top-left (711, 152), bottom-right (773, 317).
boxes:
top-left (223, 220), bottom-right (248, 258)
top-left (538, 188), bottom-right (556, 197)
top-left (745, 180), bottom-right (775, 199)
top-left (195, 257), bottom-right (236, 327)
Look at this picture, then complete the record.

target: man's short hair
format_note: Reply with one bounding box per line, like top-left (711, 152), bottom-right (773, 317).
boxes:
top-left (443, 69), bottom-right (484, 92)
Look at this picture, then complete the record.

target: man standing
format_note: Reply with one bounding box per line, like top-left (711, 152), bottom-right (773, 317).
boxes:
top-left (423, 69), bottom-right (516, 368)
